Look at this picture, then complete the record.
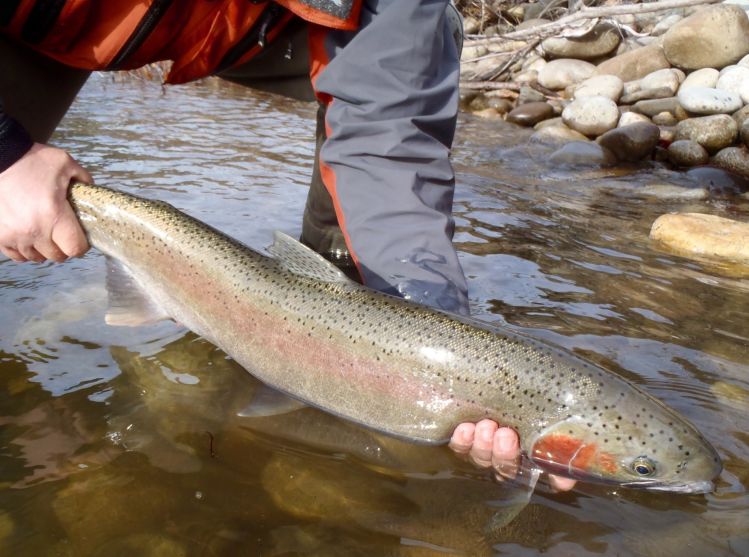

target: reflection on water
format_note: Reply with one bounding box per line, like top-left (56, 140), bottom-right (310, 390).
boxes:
top-left (0, 73), bottom-right (747, 555)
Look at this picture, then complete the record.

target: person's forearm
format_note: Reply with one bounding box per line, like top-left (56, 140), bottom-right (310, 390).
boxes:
top-left (0, 104), bottom-right (34, 174)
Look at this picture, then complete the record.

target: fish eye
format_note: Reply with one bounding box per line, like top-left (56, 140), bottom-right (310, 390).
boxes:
top-left (631, 456), bottom-right (656, 477)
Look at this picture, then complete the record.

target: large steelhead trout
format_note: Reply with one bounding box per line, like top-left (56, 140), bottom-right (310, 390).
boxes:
top-left (70, 183), bottom-right (722, 492)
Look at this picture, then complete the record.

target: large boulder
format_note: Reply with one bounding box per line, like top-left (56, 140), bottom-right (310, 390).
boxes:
top-left (595, 43), bottom-right (670, 82)
top-left (662, 5), bottom-right (749, 70)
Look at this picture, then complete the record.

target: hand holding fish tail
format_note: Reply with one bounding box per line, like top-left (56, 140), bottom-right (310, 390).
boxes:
top-left (0, 143), bottom-right (90, 262)
top-left (450, 420), bottom-right (577, 492)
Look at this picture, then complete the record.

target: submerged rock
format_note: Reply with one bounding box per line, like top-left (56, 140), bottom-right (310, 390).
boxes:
top-left (549, 140), bottom-right (616, 166)
top-left (597, 122), bottom-right (660, 162)
top-left (529, 124), bottom-right (589, 146)
top-left (507, 102), bottom-right (554, 126)
top-left (650, 212), bottom-right (749, 266)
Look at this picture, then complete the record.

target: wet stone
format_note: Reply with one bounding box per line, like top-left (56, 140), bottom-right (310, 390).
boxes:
top-left (668, 140), bottom-right (709, 167)
top-left (711, 146), bottom-right (749, 179)
top-left (685, 166), bottom-right (749, 195)
top-left (678, 87), bottom-right (743, 115)
top-left (597, 122), bottom-right (660, 162)
top-left (674, 114), bottom-right (738, 153)
top-left (529, 124), bottom-right (589, 146)
top-left (538, 58), bottom-right (596, 90)
top-left (650, 212), bottom-right (749, 266)
top-left (507, 102), bottom-right (554, 126)
top-left (549, 140), bottom-right (616, 166)
top-left (562, 95), bottom-right (619, 137)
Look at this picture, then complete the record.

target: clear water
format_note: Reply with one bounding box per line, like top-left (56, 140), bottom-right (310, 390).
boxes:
top-left (0, 74), bottom-right (747, 556)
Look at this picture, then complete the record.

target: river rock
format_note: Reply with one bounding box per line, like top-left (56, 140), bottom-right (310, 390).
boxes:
top-left (529, 124), bottom-right (589, 145)
top-left (631, 96), bottom-right (682, 117)
top-left (662, 5), bottom-right (749, 70)
top-left (517, 86), bottom-right (546, 105)
top-left (711, 146), bottom-right (749, 178)
top-left (667, 140), bottom-right (709, 166)
top-left (740, 53), bottom-right (749, 68)
top-left (675, 114), bottom-right (738, 152)
top-left (677, 87), bottom-right (743, 115)
top-left (538, 59), bottom-right (596, 90)
top-left (461, 45), bottom-right (488, 61)
top-left (507, 102), bottom-right (554, 126)
top-left (650, 212), bottom-right (749, 265)
top-left (686, 166), bottom-right (749, 196)
top-left (595, 43), bottom-right (670, 82)
top-left (463, 16), bottom-right (480, 35)
top-left (640, 68), bottom-right (681, 95)
top-left (620, 87), bottom-right (677, 104)
top-left (549, 141), bottom-right (616, 166)
top-left (516, 18), bottom-right (551, 31)
top-left (740, 79), bottom-right (749, 104)
top-left (741, 119), bottom-right (749, 147)
top-left (652, 111), bottom-right (678, 126)
top-left (573, 74), bottom-right (623, 101)
top-left (561, 95), bottom-right (619, 137)
top-left (716, 65), bottom-right (749, 96)
top-left (618, 111), bottom-right (651, 126)
top-left (651, 13), bottom-right (684, 36)
top-left (679, 68), bottom-right (720, 91)
top-left (541, 23), bottom-right (620, 60)
top-left (733, 104), bottom-right (749, 128)
top-left (596, 122), bottom-right (660, 162)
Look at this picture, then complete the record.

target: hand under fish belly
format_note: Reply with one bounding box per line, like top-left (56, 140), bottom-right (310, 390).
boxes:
top-left (69, 183), bottom-right (722, 493)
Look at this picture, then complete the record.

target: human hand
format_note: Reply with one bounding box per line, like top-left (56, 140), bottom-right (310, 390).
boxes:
top-left (0, 143), bottom-right (91, 262)
top-left (450, 419), bottom-right (577, 492)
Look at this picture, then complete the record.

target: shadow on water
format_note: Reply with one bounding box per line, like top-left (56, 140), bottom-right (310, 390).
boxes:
top-left (0, 74), bottom-right (747, 555)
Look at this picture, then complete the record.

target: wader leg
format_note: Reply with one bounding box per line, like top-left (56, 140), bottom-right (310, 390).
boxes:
top-left (0, 36), bottom-right (90, 142)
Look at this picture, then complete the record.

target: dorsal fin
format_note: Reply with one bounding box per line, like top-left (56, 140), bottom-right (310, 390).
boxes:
top-left (268, 231), bottom-right (352, 284)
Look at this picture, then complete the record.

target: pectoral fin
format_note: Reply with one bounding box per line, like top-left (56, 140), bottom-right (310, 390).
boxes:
top-left (104, 257), bottom-right (170, 326)
top-left (237, 384), bottom-right (307, 417)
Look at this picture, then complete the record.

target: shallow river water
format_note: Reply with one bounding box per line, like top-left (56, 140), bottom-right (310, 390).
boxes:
top-left (0, 74), bottom-right (747, 556)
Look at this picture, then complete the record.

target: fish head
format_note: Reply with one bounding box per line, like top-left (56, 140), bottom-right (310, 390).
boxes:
top-left (527, 402), bottom-right (722, 494)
